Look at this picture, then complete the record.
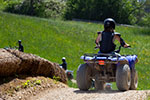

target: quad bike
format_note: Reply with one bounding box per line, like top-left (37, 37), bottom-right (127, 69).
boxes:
top-left (76, 46), bottom-right (138, 91)
top-left (66, 70), bottom-right (74, 80)
top-left (59, 65), bottom-right (74, 80)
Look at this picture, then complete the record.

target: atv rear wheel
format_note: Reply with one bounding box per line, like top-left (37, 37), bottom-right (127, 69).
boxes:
top-left (130, 69), bottom-right (138, 90)
top-left (77, 64), bottom-right (92, 91)
top-left (116, 64), bottom-right (131, 91)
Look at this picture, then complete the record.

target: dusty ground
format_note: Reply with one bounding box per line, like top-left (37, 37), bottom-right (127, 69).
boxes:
top-left (1, 76), bottom-right (150, 100)
top-left (29, 88), bottom-right (150, 100)
top-left (0, 76), bottom-right (67, 100)
top-left (0, 48), bottom-right (67, 99)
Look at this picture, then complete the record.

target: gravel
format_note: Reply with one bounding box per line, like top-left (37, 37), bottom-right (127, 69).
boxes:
top-left (29, 88), bottom-right (150, 100)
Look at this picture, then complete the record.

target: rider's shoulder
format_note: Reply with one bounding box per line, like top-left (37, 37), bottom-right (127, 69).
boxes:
top-left (97, 31), bottom-right (103, 34)
top-left (114, 32), bottom-right (121, 36)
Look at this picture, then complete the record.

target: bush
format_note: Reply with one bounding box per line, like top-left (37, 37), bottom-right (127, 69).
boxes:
top-left (44, 0), bottom-right (66, 18)
top-left (137, 13), bottom-right (150, 27)
top-left (64, 0), bottom-right (143, 24)
top-left (19, 0), bottom-right (45, 17)
top-left (3, 0), bottom-right (22, 13)
top-left (4, 0), bottom-right (66, 18)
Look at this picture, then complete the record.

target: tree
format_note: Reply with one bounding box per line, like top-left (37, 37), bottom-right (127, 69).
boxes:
top-left (64, 0), bottom-right (145, 24)
top-left (4, 0), bottom-right (66, 18)
top-left (136, 0), bottom-right (150, 27)
top-left (144, 0), bottom-right (150, 13)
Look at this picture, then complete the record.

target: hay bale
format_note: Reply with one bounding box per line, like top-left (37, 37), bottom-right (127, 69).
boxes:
top-left (0, 49), bottom-right (67, 83)
top-left (0, 49), bottom-right (21, 76)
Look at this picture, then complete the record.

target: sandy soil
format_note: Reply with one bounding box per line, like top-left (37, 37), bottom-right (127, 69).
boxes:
top-left (29, 87), bottom-right (150, 100)
top-left (1, 78), bottom-right (150, 100)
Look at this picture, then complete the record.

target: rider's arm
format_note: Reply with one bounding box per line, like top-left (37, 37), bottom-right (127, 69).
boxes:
top-left (115, 35), bottom-right (129, 48)
top-left (95, 32), bottom-right (102, 45)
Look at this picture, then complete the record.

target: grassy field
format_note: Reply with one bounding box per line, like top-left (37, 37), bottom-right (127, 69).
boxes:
top-left (0, 11), bottom-right (150, 90)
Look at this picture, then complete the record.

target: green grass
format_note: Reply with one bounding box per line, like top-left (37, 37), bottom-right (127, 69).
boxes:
top-left (67, 80), bottom-right (78, 88)
top-left (0, 11), bottom-right (150, 90)
top-left (147, 96), bottom-right (150, 100)
top-left (0, 0), bottom-right (6, 11)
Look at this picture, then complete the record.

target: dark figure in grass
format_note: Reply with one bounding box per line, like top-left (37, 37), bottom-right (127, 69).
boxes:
top-left (60, 57), bottom-right (67, 70)
top-left (18, 40), bottom-right (24, 52)
top-left (95, 18), bottom-right (129, 53)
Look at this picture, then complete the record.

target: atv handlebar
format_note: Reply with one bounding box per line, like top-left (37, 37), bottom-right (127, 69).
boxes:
top-left (115, 45), bottom-right (131, 53)
top-left (95, 45), bottom-right (131, 53)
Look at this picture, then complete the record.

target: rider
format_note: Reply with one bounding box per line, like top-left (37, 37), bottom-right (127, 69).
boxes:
top-left (60, 57), bottom-right (67, 70)
top-left (95, 18), bottom-right (129, 53)
top-left (18, 40), bottom-right (24, 52)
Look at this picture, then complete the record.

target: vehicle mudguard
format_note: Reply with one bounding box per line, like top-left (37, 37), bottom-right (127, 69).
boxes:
top-left (125, 55), bottom-right (138, 69)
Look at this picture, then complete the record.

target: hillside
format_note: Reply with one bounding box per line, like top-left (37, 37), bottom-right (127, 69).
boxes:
top-left (0, 11), bottom-right (150, 90)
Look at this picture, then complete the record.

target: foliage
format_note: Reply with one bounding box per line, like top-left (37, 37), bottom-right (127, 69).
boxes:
top-left (15, 86), bottom-right (20, 91)
top-left (22, 80), bottom-right (31, 88)
top-left (0, 0), bottom-right (6, 10)
top-left (136, 0), bottom-right (150, 27)
top-left (21, 79), bottom-right (41, 88)
top-left (147, 96), bottom-right (150, 100)
top-left (67, 80), bottom-right (78, 88)
top-left (137, 13), bottom-right (150, 27)
top-left (2, 0), bottom-right (22, 13)
top-left (64, 0), bottom-right (144, 24)
top-left (44, 0), bottom-right (66, 18)
top-left (53, 76), bottom-right (61, 82)
top-left (144, 0), bottom-right (150, 13)
top-left (3, 0), bottom-right (66, 18)
top-left (0, 12), bottom-right (150, 90)
top-left (34, 79), bottom-right (41, 85)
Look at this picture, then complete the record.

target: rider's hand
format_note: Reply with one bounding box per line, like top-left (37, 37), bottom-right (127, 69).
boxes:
top-left (124, 44), bottom-right (130, 48)
top-left (95, 45), bottom-right (100, 49)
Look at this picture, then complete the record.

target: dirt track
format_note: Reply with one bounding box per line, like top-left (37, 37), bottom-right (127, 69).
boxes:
top-left (29, 87), bottom-right (150, 100)
top-left (0, 48), bottom-right (149, 100)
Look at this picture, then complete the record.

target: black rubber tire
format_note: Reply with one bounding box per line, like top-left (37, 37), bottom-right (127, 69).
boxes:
top-left (76, 64), bottom-right (92, 91)
top-left (116, 64), bottom-right (131, 91)
top-left (130, 69), bottom-right (138, 90)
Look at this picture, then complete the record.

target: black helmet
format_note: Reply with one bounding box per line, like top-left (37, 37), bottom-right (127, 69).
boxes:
top-left (62, 57), bottom-right (66, 62)
top-left (18, 40), bottom-right (21, 43)
top-left (104, 18), bottom-right (116, 29)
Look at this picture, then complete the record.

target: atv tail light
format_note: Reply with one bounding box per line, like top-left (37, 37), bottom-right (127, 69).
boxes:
top-left (98, 60), bottom-right (105, 65)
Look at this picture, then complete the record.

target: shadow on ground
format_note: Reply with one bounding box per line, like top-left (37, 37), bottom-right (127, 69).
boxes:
top-left (74, 89), bottom-right (122, 94)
